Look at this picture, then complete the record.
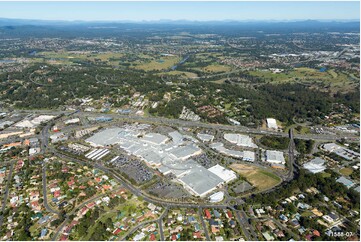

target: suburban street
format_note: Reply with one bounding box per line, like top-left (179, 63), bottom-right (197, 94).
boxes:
top-left (198, 209), bottom-right (211, 241)
top-left (41, 160), bottom-right (60, 215)
top-left (120, 207), bottom-right (169, 241)
top-left (0, 161), bottom-right (15, 228)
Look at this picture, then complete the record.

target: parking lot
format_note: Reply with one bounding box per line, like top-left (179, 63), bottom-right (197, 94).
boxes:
top-left (230, 180), bottom-right (254, 194)
top-left (148, 180), bottom-right (191, 199)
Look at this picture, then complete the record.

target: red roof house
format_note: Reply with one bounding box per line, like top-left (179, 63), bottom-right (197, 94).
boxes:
top-left (204, 209), bottom-right (211, 219)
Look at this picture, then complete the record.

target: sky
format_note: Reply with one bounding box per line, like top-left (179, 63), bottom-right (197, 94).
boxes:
top-left (0, 1), bottom-right (359, 21)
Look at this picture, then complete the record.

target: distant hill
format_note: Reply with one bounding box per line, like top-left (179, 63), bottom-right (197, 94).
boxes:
top-left (0, 18), bottom-right (359, 39)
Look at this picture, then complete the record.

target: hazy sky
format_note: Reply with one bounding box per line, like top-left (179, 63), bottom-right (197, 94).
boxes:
top-left (0, 1), bottom-right (359, 21)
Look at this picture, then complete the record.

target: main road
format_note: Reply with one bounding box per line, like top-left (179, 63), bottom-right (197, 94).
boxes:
top-left (77, 112), bottom-right (358, 141)
top-left (19, 109), bottom-right (359, 142)
top-left (285, 128), bottom-right (296, 182)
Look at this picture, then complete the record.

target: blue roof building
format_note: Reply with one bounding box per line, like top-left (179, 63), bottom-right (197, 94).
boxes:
top-left (336, 176), bottom-right (355, 188)
top-left (213, 209), bottom-right (221, 218)
top-left (40, 228), bottom-right (47, 238)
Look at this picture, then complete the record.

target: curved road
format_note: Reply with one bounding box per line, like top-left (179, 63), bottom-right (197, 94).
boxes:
top-left (120, 207), bottom-right (169, 241)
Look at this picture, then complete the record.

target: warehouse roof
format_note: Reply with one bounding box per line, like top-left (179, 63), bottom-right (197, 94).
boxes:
top-left (141, 133), bottom-right (169, 145)
top-left (243, 150), bottom-right (256, 162)
top-left (208, 164), bottom-right (237, 183)
top-left (209, 191), bottom-right (224, 203)
top-left (169, 131), bottom-right (184, 144)
top-left (266, 150), bottom-right (285, 164)
top-left (179, 166), bottom-right (224, 197)
top-left (86, 128), bottom-right (130, 147)
top-left (224, 133), bottom-right (257, 148)
top-left (209, 142), bottom-right (243, 158)
top-left (170, 144), bottom-right (202, 160)
top-left (303, 157), bottom-right (326, 174)
top-left (197, 133), bottom-right (214, 142)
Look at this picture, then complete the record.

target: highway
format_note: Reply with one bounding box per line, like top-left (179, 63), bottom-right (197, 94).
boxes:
top-left (18, 109), bottom-right (359, 142)
top-left (285, 128), bottom-right (296, 182)
top-left (78, 112), bottom-right (357, 141)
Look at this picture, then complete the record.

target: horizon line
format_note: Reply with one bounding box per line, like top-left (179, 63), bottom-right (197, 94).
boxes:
top-left (0, 17), bottom-right (360, 23)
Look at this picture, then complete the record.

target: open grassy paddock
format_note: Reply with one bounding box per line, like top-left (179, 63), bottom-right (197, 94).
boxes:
top-left (39, 51), bottom-right (125, 65)
top-left (248, 67), bottom-right (358, 92)
top-left (133, 55), bottom-right (181, 71)
top-left (339, 167), bottom-right (354, 176)
top-left (230, 163), bottom-right (282, 191)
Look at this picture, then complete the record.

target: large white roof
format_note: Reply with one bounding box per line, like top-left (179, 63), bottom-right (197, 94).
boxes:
top-left (179, 166), bottom-right (224, 197)
top-left (210, 142), bottom-right (243, 158)
top-left (243, 150), bottom-right (256, 162)
top-left (170, 144), bottom-right (202, 160)
top-left (141, 133), bottom-right (169, 145)
top-left (224, 133), bottom-right (257, 148)
top-left (208, 164), bottom-right (237, 183)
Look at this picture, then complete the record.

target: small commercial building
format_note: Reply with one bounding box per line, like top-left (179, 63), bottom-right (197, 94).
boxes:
top-left (266, 118), bottom-right (278, 129)
top-left (336, 176), bottom-right (355, 188)
top-left (243, 151), bottom-right (255, 162)
top-left (303, 157), bottom-right (326, 174)
top-left (197, 133), bottom-right (214, 142)
top-left (322, 143), bottom-right (359, 160)
top-left (64, 118), bottom-right (80, 125)
top-left (265, 150), bottom-right (285, 164)
top-left (50, 132), bottom-right (68, 143)
top-left (209, 191), bottom-right (224, 203)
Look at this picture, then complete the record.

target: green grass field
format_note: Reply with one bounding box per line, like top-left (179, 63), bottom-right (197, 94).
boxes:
top-left (339, 167), bottom-right (353, 176)
top-left (321, 172), bottom-right (331, 178)
top-left (230, 163), bottom-right (282, 191)
top-left (133, 55), bottom-right (180, 71)
top-left (202, 64), bottom-right (232, 73)
top-left (40, 51), bottom-right (125, 65)
top-left (249, 67), bottom-right (357, 92)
